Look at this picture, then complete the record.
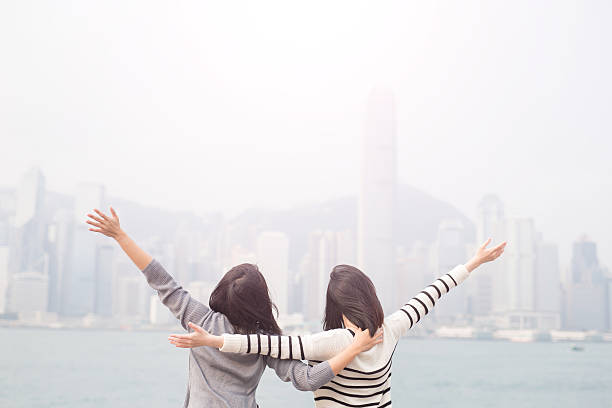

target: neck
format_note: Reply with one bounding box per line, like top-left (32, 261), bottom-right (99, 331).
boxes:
top-left (342, 316), bottom-right (359, 331)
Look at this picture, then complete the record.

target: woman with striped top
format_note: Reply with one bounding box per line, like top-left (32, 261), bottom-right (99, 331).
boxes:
top-left (169, 238), bottom-right (506, 407)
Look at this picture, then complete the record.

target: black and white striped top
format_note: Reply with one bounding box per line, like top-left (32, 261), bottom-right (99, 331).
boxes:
top-left (220, 264), bottom-right (470, 407)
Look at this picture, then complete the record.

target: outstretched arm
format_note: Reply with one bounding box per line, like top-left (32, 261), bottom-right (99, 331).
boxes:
top-left (265, 328), bottom-right (382, 392)
top-left (87, 208), bottom-right (210, 329)
top-left (386, 238), bottom-right (506, 339)
top-left (169, 323), bottom-right (383, 374)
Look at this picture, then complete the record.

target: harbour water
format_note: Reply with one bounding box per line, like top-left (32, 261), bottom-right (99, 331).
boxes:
top-left (1, 328), bottom-right (610, 408)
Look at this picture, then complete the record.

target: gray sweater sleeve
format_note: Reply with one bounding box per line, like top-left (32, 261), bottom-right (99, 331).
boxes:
top-left (265, 357), bottom-right (334, 391)
top-left (141, 259), bottom-right (210, 330)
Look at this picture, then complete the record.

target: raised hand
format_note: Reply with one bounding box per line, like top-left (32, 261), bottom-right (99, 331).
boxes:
top-left (87, 207), bottom-right (123, 239)
top-left (168, 322), bottom-right (224, 349)
top-left (465, 238), bottom-right (507, 272)
top-left (350, 327), bottom-right (384, 353)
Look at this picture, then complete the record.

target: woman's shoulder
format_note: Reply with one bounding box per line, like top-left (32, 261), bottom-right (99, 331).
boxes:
top-left (309, 328), bottom-right (354, 344)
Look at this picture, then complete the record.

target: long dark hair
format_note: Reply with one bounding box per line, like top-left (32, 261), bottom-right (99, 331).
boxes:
top-left (209, 263), bottom-right (282, 335)
top-left (323, 264), bottom-right (384, 335)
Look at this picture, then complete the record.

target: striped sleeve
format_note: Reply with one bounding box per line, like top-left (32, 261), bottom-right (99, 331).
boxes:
top-left (385, 264), bottom-right (470, 339)
top-left (219, 328), bottom-right (352, 361)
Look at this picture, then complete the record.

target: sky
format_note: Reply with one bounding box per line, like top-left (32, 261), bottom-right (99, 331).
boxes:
top-left (1, 1), bottom-right (611, 269)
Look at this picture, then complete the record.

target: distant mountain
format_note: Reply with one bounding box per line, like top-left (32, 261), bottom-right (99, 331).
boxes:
top-left (41, 184), bottom-right (475, 271)
top-left (230, 184), bottom-right (475, 268)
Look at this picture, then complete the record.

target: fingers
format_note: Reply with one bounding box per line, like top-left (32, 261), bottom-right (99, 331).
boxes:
top-left (168, 336), bottom-right (194, 347)
top-left (88, 228), bottom-right (103, 233)
top-left (87, 213), bottom-right (105, 223)
top-left (487, 242), bottom-right (507, 260)
top-left (169, 339), bottom-right (193, 348)
top-left (492, 241), bottom-right (507, 251)
top-left (373, 327), bottom-right (384, 340)
top-left (86, 220), bottom-right (103, 228)
top-left (188, 322), bottom-right (206, 334)
top-left (169, 334), bottom-right (192, 341)
top-left (94, 209), bottom-right (110, 221)
top-left (480, 238), bottom-right (492, 250)
top-left (110, 206), bottom-right (118, 220)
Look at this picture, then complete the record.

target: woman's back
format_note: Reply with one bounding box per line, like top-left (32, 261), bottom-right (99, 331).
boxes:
top-left (187, 310), bottom-right (266, 407)
top-left (219, 264), bottom-right (471, 407)
top-left (143, 260), bottom-right (335, 408)
top-left (305, 323), bottom-right (396, 408)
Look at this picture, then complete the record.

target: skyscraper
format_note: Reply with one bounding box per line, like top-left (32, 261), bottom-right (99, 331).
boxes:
top-left (256, 231), bottom-right (289, 314)
top-left (565, 237), bottom-right (608, 331)
top-left (8, 272), bottom-right (49, 315)
top-left (62, 183), bottom-right (105, 316)
top-left (570, 237), bottom-right (604, 284)
top-left (46, 209), bottom-right (72, 314)
top-left (0, 246), bottom-right (9, 313)
top-left (94, 244), bottom-right (114, 317)
top-left (497, 218), bottom-right (537, 312)
top-left (473, 195), bottom-right (505, 316)
top-left (300, 230), bottom-right (355, 321)
top-left (358, 89), bottom-right (397, 313)
top-left (534, 242), bottom-right (561, 314)
top-left (433, 219), bottom-right (469, 320)
top-left (12, 168), bottom-right (46, 275)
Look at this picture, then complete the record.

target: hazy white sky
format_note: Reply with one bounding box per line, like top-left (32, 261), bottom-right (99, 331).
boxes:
top-left (1, 1), bottom-right (611, 268)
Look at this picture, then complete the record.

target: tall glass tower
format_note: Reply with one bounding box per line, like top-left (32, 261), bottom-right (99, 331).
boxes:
top-left (358, 89), bottom-right (397, 313)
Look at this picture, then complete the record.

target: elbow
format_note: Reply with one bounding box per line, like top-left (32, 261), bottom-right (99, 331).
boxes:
top-left (302, 379), bottom-right (320, 392)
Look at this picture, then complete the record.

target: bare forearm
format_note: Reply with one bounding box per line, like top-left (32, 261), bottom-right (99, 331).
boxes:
top-left (115, 231), bottom-right (152, 271)
top-left (464, 256), bottom-right (482, 273)
top-left (327, 345), bottom-right (359, 375)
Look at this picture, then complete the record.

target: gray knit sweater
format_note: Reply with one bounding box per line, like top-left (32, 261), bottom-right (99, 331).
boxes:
top-left (142, 259), bottom-right (335, 408)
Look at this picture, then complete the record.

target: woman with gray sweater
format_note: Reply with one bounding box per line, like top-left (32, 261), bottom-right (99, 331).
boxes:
top-left (86, 208), bottom-right (382, 408)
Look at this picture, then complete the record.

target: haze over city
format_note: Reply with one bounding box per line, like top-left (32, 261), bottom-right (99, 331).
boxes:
top-left (1, 1), bottom-right (611, 270)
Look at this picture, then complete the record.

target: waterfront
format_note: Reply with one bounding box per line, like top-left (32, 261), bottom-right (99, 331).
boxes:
top-left (1, 328), bottom-right (611, 407)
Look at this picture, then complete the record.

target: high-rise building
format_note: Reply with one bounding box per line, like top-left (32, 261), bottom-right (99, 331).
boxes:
top-left (62, 183), bottom-right (105, 316)
top-left (396, 242), bottom-right (430, 307)
top-left (46, 209), bottom-right (72, 314)
top-left (299, 229), bottom-right (357, 321)
top-left (472, 195), bottom-right (505, 315)
top-left (565, 237), bottom-right (608, 331)
top-left (8, 272), bottom-right (49, 314)
top-left (495, 218), bottom-right (536, 313)
top-left (256, 231), bottom-right (289, 314)
top-left (94, 245), bottom-right (114, 317)
top-left (0, 246), bottom-right (9, 313)
top-left (12, 168), bottom-right (46, 275)
top-left (116, 275), bottom-right (148, 321)
top-left (301, 231), bottom-right (335, 321)
top-left (432, 219), bottom-right (469, 320)
top-left (607, 279), bottom-right (612, 331)
top-left (358, 89), bottom-right (397, 313)
top-left (149, 294), bottom-right (175, 325)
top-left (570, 237), bottom-right (604, 284)
top-left (534, 242), bottom-right (561, 314)
top-left (533, 242), bottom-right (561, 329)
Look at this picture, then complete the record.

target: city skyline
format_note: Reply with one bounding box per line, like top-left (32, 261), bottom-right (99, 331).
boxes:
top-left (1, 162), bottom-right (610, 334)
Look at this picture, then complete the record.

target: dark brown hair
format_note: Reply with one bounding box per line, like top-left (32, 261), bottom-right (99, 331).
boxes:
top-left (209, 263), bottom-right (282, 335)
top-left (323, 264), bottom-right (384, 336)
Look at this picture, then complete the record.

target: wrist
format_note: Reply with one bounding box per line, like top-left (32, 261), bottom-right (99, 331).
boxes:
top-left (213, 335), bottom-right (224, 349)
top-left (114, 229), bottom-right (128, 242)
top-left (348, 342), bottom-right (363, 355)
top-left (465, 257), bottom-right (481, 273)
